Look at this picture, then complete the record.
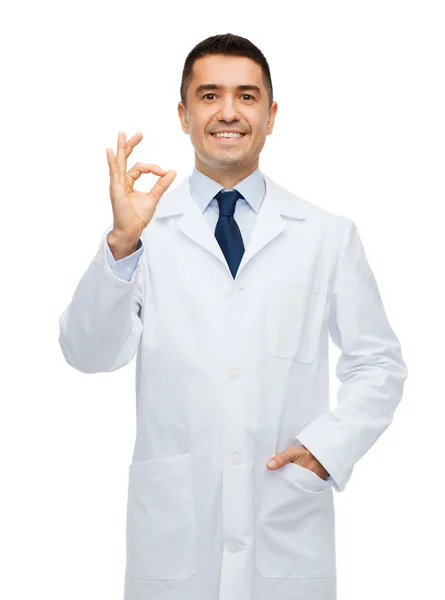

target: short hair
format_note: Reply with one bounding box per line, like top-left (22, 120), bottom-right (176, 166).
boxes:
top-left (180, 33), bottom-right (274, 109)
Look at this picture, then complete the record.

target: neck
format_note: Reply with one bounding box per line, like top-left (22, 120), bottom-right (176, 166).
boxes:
top-left (194, 158), bottom-right (259, 189)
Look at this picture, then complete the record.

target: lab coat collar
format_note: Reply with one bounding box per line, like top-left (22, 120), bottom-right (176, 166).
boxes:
top-left (152, 173), bottom-right (307, 278)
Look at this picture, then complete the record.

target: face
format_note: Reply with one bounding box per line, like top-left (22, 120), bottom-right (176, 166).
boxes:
top-left (178, 54), bottom-right (278, 178)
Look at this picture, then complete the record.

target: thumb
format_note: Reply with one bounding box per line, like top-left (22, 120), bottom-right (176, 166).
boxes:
top-left (266, 453), bottom-right (277, 469)
top-left (266, 447), bottom-right (304, 470)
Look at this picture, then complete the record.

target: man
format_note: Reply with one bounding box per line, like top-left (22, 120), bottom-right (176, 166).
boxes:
top-left (58, 32), bottom-right (408, 600)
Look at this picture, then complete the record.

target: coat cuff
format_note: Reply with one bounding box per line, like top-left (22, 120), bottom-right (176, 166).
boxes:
top-left (293, 426), bottom-right (353, 493)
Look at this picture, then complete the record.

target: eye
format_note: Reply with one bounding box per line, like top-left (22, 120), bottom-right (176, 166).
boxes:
top-left (202, 93), bottom-right (255, 100)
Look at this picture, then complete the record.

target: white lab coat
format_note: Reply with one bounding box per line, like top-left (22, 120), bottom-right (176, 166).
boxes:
top-left (58, 173), bottom-right (408, 600)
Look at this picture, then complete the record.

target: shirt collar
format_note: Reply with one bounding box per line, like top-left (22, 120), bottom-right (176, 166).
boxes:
top-left (189, 165), bottom-right (266, 214)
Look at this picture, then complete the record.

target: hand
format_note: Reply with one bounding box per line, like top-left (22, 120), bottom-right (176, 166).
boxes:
top-left (266, 445), bottom-right (330, 480)
top-left (106, 131), bottom-right (177, 242)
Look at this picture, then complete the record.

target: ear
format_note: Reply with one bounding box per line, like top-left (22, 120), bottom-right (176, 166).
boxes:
top-left (177, 102), bottom-right (190, 134)
top-left (266, 101), bottom-right (278, 135)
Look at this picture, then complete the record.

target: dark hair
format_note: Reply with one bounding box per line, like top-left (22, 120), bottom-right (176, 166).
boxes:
top-left (180, 33), bottom-right (273, 109)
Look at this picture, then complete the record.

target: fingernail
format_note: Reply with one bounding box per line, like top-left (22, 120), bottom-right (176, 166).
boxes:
top-left (267, 459), bottom-right (277, 468)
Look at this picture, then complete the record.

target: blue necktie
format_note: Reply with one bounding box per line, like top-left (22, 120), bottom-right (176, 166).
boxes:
top-left (214, 188), bottom-right (245, 278)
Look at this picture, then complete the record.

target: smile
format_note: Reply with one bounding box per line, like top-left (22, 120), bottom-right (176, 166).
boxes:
top-left (210, 133), bottom-right (247, 141)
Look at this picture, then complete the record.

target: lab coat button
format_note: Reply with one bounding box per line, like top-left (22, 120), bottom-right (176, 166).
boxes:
top-left (227, 543), bottom-right (240, 553)
top-left (229, 367), bottom-right (242, 379)
top-left (231, 454), bottom-right (242, 466)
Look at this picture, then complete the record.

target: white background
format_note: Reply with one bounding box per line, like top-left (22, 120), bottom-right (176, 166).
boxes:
top-left (1, 1), bottom-right (444, 598)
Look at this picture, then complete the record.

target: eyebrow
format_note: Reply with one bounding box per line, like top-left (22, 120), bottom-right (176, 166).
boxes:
top-left (194, 84), bottom-right (262, 97)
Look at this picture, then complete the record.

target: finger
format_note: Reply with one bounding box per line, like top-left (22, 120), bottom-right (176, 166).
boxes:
top-left (125, 132), bottom-right (143, 159)
top-left (146, 170), bottom-right (177, 204)
top-left (267, 447), bottom-right (303, 469)
top-left (106, 147), bottom-right (118, 179)
top-left (107, 133), bottom-right (143, 179)
top-left (127, 163), bottom-right (168, 183)
top-left (266, 453), bottom-right (278, 469)
top-left (117, 131), bottom-right (127, 180)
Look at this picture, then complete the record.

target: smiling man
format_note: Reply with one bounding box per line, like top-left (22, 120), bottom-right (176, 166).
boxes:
top-left (59, 32), bottom-right (408, 600)
top-left (178, 52), bottom-right (276, 192)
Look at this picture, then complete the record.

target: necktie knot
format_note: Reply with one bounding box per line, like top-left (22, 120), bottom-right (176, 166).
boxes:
top-left (214, 188), bottom-right (244, 217)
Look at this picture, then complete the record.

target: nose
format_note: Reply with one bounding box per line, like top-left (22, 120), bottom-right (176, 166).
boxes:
top-left (217, 96), bottom-right (240, 123)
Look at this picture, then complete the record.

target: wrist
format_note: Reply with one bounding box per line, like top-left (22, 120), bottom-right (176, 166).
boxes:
top-left (107, 230), bottom-right (140, 260)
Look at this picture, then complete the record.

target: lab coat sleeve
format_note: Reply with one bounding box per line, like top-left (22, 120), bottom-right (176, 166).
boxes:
top-left (293, 218), bottom-right (408, 492)
top-left (58, 223), bottom-right (145, 374)
top-left (105, 237), bottom-right (143, 282)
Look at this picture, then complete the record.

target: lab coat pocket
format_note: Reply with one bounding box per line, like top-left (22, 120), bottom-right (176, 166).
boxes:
top-left (125, 452), bottom-right (196, 581)
top-left (256, 462), bottom-right (336, 579)
top-left (265, 279), bottom-right (327, 364)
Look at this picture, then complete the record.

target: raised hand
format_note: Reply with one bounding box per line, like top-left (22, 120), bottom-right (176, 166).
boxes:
top-left (106, 131), bottom-right (176, 244)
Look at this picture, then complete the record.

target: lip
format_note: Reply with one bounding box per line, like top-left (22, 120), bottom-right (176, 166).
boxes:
top-left (210, 133), bottom-right (247, 142)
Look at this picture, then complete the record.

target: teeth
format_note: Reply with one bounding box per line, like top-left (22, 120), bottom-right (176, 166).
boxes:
top-left (213, 132), bottom-right (244, 138)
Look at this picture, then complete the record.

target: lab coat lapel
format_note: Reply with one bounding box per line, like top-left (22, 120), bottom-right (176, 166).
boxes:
top-left (153, 173), bottom-right (307, 277)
